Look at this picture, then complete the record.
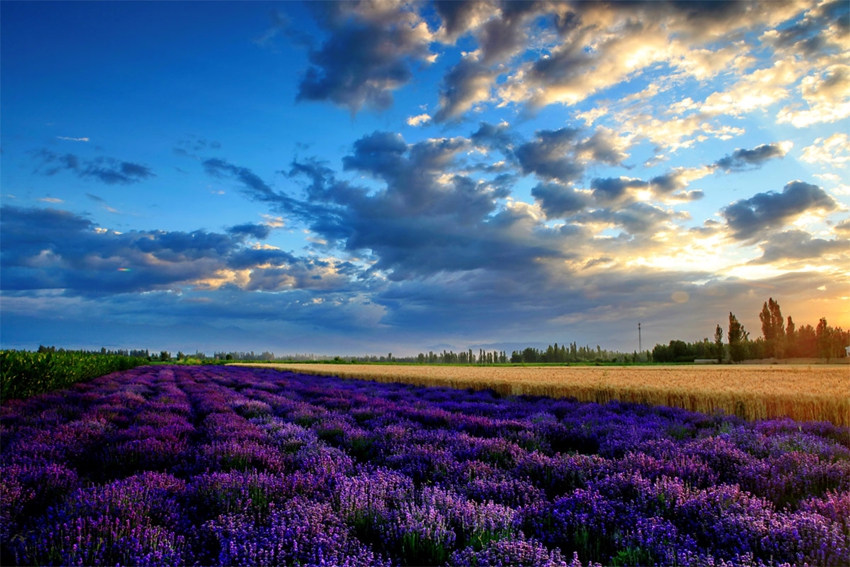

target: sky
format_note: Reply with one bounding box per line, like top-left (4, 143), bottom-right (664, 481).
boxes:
top-left (1, 0), bottom-right (849, 356)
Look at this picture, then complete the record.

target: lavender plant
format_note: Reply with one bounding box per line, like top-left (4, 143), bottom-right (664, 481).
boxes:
top-left (1, 364), bottom-right (848, 566)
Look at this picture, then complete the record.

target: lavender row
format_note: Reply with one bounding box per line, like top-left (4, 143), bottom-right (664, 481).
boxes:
top-left (1, 365), bottom-right (848, 566)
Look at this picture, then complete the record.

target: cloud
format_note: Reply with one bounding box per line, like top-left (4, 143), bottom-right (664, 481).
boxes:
top-left (295, 2), bottom-right (435, 112)
top-left (34, 150), bottom-right (154, 185)
top-left (590, 177), bottom-right (648, 205)
top-left (226, 223), bottom-right (273, 240)
top-left (751, 229), bottom-right (850, 265)
top-left (531, 182), bottom-right (592, 218)
top-left (56, 136), bottom-right (89, 142)
top-left (492, 2), bottom-right (805, 112)
top-left (470, 121), bottom-right (515, 154)
top-left (206, 133), bottom-right (568, 282)
top-left (433, 57), bottom-right (500, 123)
top-left (713, 142), bottom-right (793, 172)
top-left (610, 203), bottom-right (682, 236)
top-left (406, 113), bottom-right (432, 126)
top-left (37, 197), bottom-right (64, 203)
top-left (722, 180), bottom-right (838, 241)
top-left (0, 205), bottom-right (360, 296)
top-left (777, 63), bottom-right (850, 127)
top-left (514, 128), bottom-right (585, 183)
top-left (801, 133), bottom-right (850, 167)
top-left (204, 158), bottom-right (280, 202)
top-left (433, 0), bottom-right (496, 41)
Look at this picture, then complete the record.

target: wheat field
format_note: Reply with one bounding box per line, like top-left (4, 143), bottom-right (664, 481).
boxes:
top-left (233, 363), bottom-right (850, 426)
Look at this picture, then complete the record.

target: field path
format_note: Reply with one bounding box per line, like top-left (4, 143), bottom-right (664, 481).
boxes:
top-left (233, 363), bottom-right (850, 426)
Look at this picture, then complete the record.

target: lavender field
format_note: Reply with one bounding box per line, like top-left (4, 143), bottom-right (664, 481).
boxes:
top-left (2, 365), bottom-right (849, 566)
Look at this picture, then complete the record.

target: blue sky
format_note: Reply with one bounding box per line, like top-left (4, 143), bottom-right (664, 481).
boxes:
top-left (2, 0), bottom-right (848, 355)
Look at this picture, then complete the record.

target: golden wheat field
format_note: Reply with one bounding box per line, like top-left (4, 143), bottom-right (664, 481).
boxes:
top-left (234, 363), bottom-right (850, 426)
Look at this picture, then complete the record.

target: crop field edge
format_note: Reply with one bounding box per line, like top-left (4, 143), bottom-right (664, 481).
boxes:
top-left (233, 362), bottom-right (850, 427)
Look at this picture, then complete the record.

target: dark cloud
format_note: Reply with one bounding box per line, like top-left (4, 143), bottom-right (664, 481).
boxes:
top-left (342, 131), bottom-right (408, 176)
top-left (434, 0), bottom-right (493, 39)
top-left (515, 128), bottom-right (584, 183)
top-left (591, 177), bottom-right (648, 204)
top-left (713, 142), bottom-right (790, 172)
top-left (532, 182), bottom-right (591, 218)
top-left (835, 218), bottom-right (850, 233)
top-left (751, 229), bottom-right (850, 264)
top-left (722, 181), bottom-right (838, 240)
top-left (579, 202), bottom-right (678, 235)
top-left (227, 223), bottom-right (272, 240)
top-left (203, 158), bottom-right (281, 203)
top-left (649, 171), bottom-right (690, 194)
top-left (470, 122), bottom-right (515, 153)
top-left (763, 0), bottom-right (847, 56)
top-left (0, 205), bottom-right (356, 296)
top-left (434, 59), bottom-right (499, 123)
top-left (206, 132), bottom-right (567, 281)
top-left (576, 128), bottom-right (629, 166)
top-left (476, 1), bottom-right (542, 64)
top-left (295, 2), bottom-right (434, 113)
top-left (471, 123), bottom-right (627, 183)
top-left (34, 150), bottom-right (154, 185)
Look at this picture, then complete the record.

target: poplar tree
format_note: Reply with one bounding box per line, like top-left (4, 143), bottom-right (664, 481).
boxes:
top-left (714, 324), bottom-right (724, 362)
top-left (728, 312), bottom-right (747, 362)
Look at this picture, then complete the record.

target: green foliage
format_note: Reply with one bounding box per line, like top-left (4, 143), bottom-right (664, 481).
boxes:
top-left (0, 350), bottom-right (147, 401)
top-left (728, 312), bottom-right (748, 363)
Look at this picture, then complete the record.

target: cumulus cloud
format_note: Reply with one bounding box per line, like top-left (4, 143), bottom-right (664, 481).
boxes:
top-left (713, 142), bottom-right (793, 172)
top-left (590, 177), bottom-right (648, 205)
top-left (493, 1), bottom-right (806, 111)
top-left (532, 182), bottom-right (591, 218)
top-left (0, 205), bottom-right (357, 296)
top-left (34, 150), bottom-right (154, 185)
top-left (295, 1), bottom-right (435, 112)
top-left (722, 180), bottom-right (838, 241)
top-left (801, 133), bottom-right (850, 167)
top-left (777, 63), bottom-right (850, 127)
top-left (226, 223), bottom-right (273, 240)
top-left (406, 113), bottom-right (432, 126)
top-left (434, 57), bottom-right (500, 123)
top-left (514, 128), bottom-right (585, 183)
top-left (751, 229), bottom-right (850, 265)
top-left (203, 133), bottom-right (569, 282)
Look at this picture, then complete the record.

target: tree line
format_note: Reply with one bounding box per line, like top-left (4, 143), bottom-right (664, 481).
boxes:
top-left (652, 297), bottom-right (848, 363)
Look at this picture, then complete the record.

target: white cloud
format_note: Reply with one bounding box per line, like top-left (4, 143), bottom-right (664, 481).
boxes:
top-left (700, 58), bottom-right (801, 117)
top-left (801, 133), bottom-right (850, 167)
top-left (777, 64), bottom-right (850, 128)
top-left (406, 113), bottom-right (432, 127)
top-left (56, 136), bottom-right (90, 142)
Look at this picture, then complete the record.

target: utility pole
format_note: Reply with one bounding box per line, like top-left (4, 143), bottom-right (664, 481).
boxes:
top-left (638, 322), bottom-right (642, 354)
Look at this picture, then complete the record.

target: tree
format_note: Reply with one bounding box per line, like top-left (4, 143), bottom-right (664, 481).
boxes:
top-left (816, 318), bottom-right (833, 361)
top-left (714, 324), bottom-right (724, 362)
top-left (785, 316), bottom-right (796, 357)
top-left (759, 298), bottom-right (786, 358)
top-left (728, 312), bottom-right (748, 363)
